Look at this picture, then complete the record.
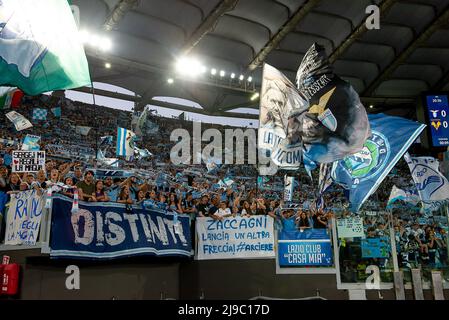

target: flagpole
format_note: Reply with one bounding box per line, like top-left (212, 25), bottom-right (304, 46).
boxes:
top-left (256, 174), bottom-right (259, 212)
top-left (90, 81), bottom-right (99, 166)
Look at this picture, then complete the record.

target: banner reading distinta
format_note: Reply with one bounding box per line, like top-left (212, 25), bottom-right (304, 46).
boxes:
top-left (50, 195), bottom-right (192, 259)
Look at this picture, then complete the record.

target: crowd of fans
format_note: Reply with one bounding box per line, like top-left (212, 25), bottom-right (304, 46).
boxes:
top-left (1, 93), bottom-right (448, 278)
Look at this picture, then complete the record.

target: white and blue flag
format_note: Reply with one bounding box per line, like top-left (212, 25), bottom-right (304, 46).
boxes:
top-left (134, 146), bottom-right (152, 160)
top-left (116, 127), bottom-right (136, 160)
top-left (32, 108), bottom-right (47, 121)
top-left (404, 153), bottom-right (449, 212)
top-left (332, 114), bottom-right (425, 213)
top-left (21, 134), bottom-right (40, 151)
top-left (387, 185), bottom-right (420, 209)
top-left (51, 106), bottom-right (61, 117)
top-left (5, 110), bottom-right (32, 131)
top-left (99, 135), bottom-right (114, 147)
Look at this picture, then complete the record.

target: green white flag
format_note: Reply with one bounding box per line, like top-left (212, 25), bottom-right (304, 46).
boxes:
top-left (0, 0), bottom-right (91, 95)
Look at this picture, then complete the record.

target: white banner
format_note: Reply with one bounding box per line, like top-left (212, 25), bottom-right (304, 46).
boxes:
top-left (196, 216), bottom-right (275, 260)
top-left (284, 175), bottom-right (294, 202)
top-left (75, 125), bottom-right (91, 136)
top-left (6, 111), bottom-right (33, 131)
top-left (336, 216), bottom-right (365, 238)
top-left (5, 189), bottom-right (45, 245)
top-left (12, 150), bottom-right (45, 172)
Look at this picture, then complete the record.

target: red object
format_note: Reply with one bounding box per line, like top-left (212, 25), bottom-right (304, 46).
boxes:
top-left (0, 256), bottom-right (19, 296)
top-left (10, 90), bottom-right (24, 108)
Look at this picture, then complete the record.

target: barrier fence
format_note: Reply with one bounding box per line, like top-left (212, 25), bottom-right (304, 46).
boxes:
top-left (0, 191), bottom-right (448, 291)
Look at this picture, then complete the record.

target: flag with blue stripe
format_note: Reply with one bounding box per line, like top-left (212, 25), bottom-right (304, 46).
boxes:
top-left (331, 114), bottom-right (426, 212)
top-left (116, 127), bottom-right (135, 159)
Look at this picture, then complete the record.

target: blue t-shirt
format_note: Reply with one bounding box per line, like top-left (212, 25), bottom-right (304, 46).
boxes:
top-left (156, 202), bottom-right (168, 211)
top-left (282, 216), bottom-right (297, 232)
top-left (3, 154), bottom-right (12, 166)
top-left (106, 185), bottom-right (120, 202)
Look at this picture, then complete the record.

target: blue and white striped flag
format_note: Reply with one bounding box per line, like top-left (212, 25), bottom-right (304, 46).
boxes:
top-left (116, 127), bottom-right (135, 159)
top-left (32, 108), bottom-right (47, 120)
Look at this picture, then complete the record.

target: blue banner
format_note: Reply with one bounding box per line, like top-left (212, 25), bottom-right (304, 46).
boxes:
top-left (425, 94), bottom-right (449, 147)
top-left (331, 114), bottom-right (425, 212)
top-left (50, 195), bottom-right (192, 259)
top-left (278, 229), bottom-right (333, 266)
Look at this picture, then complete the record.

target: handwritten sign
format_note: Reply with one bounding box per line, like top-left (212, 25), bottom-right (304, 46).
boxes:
top-left (5, 190), bottom-right (45, 245)
top-left (196, 216), bottom-right (275, 260)
top-left (12, 151), bottom-right (45, 172)
top-left (337, 216), bottom-right (365, 238)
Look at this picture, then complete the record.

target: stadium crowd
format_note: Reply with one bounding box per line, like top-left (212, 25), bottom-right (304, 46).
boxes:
top-left (1, 93), bottom-right (448, 278)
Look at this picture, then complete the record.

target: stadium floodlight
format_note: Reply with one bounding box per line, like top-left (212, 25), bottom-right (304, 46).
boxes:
top-left (250, 92), bottom-right (259, 101)
top-left (175, 57), bottom-right (203, 77)
top-left (89, 34), bottom-right (100, 48)
top-left (99, 37), bottom-right (112, 51)
top-left (239, 75), bottom-right (244, 81)
top-left (219, 70), bottom-right (225, 77)
top-left (230, 73), bottom-right (235, 79)
top-left (200, 65), bottom-right (207, 74)
top-left (211, 68), bottom-right (217, 75)
top-left (105, 62), bottom-right (111, 69)
top-left (78, 30), bottom-right (90, 44)
top-left (167, 78), bottom-right (174, 84)
top-left (247, 76), bottom-right (253, 82)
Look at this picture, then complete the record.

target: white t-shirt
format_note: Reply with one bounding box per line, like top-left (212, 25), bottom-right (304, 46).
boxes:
top-left (216, 207), bottom-right (231, 217)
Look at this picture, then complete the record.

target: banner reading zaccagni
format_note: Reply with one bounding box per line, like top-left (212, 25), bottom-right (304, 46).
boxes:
top-left (196, 216), bottom-right (275, 260)
top-left (50, 195), bottom-right (192, 259)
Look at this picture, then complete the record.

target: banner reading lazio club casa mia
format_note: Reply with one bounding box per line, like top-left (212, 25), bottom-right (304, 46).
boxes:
top-left (278, 229), bottom-right (333, 267)
top-left (196, 216), bottom-right (275, 260)
top-left (50, 195), bottom-right (191, 259)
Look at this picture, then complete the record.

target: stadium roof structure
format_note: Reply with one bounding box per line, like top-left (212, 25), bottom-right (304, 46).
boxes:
top-left (74, 0), bottom-right (449, 119)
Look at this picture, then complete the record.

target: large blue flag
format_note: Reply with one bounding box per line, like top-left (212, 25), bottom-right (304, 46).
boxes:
top-left (331, 114), bottom-right (426, 212)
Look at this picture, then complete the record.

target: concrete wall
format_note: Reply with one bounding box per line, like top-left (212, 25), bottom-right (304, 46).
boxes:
top-left (1, 250), bottom-right (448, 300)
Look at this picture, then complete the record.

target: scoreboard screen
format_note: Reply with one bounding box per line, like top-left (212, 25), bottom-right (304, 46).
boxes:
top-left (425, 94), bottom-right (449, 147)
